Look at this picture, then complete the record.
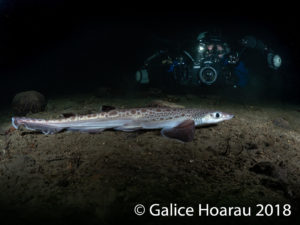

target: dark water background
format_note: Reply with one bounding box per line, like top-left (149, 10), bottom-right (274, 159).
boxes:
top-left (0, 0), bottom-right (299, 107)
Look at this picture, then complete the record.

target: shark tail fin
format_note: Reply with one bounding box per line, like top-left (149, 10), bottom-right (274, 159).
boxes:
top-left (12, 117), bottom-right (65, 134)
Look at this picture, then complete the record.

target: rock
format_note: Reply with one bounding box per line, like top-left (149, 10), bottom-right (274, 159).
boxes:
top-left (147, 100), bottom-right (185, 108)
top-left (260, 178), bottom-right (287, 193)
top-left (101, 105), bottom-right (116, 112)
top-left (249, 161), bottom-right (277, 177)
top-left (272, 117), bottom-right (290, 129)
top-left (245, 142), bottom-right (258, 150)
top-left (61, 113), bottom-right (76, 118)
top-left (12, 90), bottom-right (46, 116)
top-left (249, 161), bottom-right (287, 180)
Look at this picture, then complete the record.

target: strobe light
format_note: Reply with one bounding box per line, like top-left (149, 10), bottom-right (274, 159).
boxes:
top-left (136, 69), bottom-right (149, 84)
top-left (198, 43), bottom-right (206, 53)
top-left (267, 53), bottom-right (282, 70)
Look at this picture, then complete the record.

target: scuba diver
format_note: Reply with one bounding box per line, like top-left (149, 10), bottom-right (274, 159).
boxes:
top-left (135, 30), bottom-right (282, 89)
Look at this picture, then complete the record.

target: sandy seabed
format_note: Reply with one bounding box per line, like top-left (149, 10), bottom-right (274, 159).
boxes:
top-left (0, 92), bottom-right (299, 225)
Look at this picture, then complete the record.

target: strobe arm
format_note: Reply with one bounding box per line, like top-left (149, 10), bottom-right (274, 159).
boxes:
top-left (144, 50), bottom-right (168, 66)
top-left (136, 50), bottom-right (168, 85)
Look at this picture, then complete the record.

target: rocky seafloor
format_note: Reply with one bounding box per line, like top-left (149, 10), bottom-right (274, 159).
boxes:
top-left (0, 91), bottom-right (299, 225)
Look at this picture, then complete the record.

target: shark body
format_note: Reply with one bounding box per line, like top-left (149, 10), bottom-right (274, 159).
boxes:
top-left (12, 108), bottom-right (233, 142)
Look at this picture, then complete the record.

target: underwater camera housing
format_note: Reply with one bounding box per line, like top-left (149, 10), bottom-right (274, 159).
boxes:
top-left (171, 57), bottom-right (222, 86)
top-left (135, 32), bottom-right (282, 88)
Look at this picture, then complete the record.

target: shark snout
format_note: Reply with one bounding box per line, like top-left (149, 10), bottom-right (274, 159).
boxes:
top-left (223, 113), bottom-right (234, 120)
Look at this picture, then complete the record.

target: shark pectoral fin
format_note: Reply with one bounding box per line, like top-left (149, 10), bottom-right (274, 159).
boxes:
top-left (161, 119), bottom-right (195, 142)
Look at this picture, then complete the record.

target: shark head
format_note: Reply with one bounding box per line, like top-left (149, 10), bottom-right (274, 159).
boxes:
top-left (198, 111), bottom-right (234, 125)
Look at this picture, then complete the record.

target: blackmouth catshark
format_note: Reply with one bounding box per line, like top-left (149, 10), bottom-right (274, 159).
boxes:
top-left (12, 108), bottom-right (234, 142)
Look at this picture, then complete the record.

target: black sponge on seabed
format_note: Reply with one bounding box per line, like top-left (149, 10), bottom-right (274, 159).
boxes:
top-left (11, 90), bottom-right (46, 116)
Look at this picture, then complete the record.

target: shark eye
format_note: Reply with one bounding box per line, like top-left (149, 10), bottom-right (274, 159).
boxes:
top-left (215, 113), bottom-right (220, 118)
